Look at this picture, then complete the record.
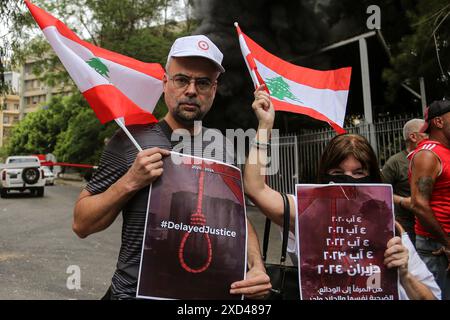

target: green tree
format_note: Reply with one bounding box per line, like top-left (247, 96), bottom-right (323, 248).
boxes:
top-left (54, 107), bottom-right (116, 165)
top-left (383, 0), bottom-right (449, 102)
top-left (5, 92), bottom-right (117, 164)
top-left (2, 0), bottom-right (194, 163)
top-left (81, 0), bottom-right (175, 63)
top-left (0, 146), bottom-right (8, 163)
top-left (5, 93), bottom-right (80, 155)
top-left (1, 0), bottom-right (29, 94)
top-left (6, 110), bottom-right (55, 155)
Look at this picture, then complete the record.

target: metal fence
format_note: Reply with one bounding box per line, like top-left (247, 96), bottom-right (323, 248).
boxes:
top-left (266, 114), bottom-right (419, 193)
top-left (266, 134), bottom-right (299, 195)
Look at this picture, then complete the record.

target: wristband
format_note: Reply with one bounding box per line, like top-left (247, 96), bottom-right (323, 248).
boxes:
top-left (251, 138), bottom-right (270, 150)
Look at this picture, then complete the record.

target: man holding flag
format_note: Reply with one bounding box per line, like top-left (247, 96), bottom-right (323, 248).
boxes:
top-left (71, 35), bottom-right (271, 299)
top-left (73, 36), bottom-right (270, 299)
top-left (25, 1), bottom-right (270, 299)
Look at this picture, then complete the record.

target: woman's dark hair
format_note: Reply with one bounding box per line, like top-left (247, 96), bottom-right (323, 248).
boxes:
top-left (318, 134), bottom-right (382, 183)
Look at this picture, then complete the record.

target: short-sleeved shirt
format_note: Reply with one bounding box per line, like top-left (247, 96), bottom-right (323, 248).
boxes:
top-left (382, 150), bottom-right (415, 234)
top-left (408, 139), bottom-right (450, 238)
top-left (86, 120), bottom-right (235, 299)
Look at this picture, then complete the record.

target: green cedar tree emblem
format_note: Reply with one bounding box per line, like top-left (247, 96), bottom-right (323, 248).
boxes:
top-left (86, 57), bottom-right (110, 78)
top-left (265, 76), bottom-right (302, 103)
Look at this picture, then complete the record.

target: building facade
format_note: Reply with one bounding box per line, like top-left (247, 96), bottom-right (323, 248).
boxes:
top-left (0, 71), bottom-right (20, 147)
top-left (0, 60), bottom-right (72, 147)
top-left (0, 94), bottom-right (20, 147)
top-left (19, 60), bottom-right (72, 119)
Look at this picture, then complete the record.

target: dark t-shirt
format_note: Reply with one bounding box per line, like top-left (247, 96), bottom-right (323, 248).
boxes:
top-left (381, 150), bottom-right (415, 234)
top-left (86, 121), bottom-right (234, 299)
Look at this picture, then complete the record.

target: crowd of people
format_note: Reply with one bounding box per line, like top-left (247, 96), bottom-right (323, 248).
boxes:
top-left (73, 34), bottom-right (449, 300)
top-left (246, 84), bottom-right (448, 300)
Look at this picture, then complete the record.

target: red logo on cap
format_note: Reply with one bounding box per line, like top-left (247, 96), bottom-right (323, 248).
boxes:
top-left (198, 41), bottom-right (209, 51)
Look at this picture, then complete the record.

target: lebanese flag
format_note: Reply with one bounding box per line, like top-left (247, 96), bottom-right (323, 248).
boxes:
top-left (25, 0), bottom-right (164, 125)
top-left (235, 23), bottom-right (351, 134)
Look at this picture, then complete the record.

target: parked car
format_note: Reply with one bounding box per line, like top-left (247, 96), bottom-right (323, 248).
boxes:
top-left (43, 167), bottom-right (55, 186)
top-left (0, 155), bottom-right (46, 198)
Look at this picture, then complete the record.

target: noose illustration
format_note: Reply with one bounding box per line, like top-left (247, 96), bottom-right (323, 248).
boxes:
top-left (178, 164), bottom-right (212, 273)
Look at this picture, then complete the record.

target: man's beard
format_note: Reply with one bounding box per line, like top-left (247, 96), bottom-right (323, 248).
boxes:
top-left (172, 100), bottom-right (206, 126)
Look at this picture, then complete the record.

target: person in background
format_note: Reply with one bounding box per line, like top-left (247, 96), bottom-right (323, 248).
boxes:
top-left (382, 119), bottom-right (428, 244)
top-left (244, 84), bottom-right (441, 300)
top-left (409, 98), bottom-right (450, 300)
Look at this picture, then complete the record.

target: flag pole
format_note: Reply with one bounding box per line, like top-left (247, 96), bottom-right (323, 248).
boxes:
top-left (251, 69), bottom-right (261, 88)
top-left (234, 22), bottom-right (261, 88)
top-left (114, 118), bottom-right (143, 152)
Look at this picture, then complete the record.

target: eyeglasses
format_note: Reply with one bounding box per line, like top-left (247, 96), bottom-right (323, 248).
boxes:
top-left (167, 74), bottom-right (215, 93)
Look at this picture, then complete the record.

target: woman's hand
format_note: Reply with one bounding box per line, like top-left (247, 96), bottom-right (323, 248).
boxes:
top-left (230, 266), bottom-right (272, 299)
top-left (384, 236), bottom-right (409, 278)
top-left (252, 84), bottom-right (275, 130)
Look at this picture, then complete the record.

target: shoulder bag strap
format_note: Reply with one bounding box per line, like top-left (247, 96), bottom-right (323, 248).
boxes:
top-left (280, 193), bottom-right (290, 264)
top-left (262, 193), bottom-right (290, 264)
top-left (262, 216), bottom-right (271, 262)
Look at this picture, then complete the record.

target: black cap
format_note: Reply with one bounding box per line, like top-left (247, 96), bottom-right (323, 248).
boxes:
top-left (420, 99), bottom-right (450, 133)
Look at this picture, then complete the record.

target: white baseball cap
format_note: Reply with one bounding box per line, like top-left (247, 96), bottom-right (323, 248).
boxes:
top-left (167, 35), bottom-right (225, 73)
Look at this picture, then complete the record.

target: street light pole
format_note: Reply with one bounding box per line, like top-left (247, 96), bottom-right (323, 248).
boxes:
top-left (359, 37), bottom-right (378, 156)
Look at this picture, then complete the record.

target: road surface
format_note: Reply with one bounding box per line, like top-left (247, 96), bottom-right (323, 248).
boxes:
top-left (0, 181), bottom-right (286, 300)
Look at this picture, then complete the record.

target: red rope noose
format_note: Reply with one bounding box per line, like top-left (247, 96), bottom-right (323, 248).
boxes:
top-left (178, 164), bottom-right (212, 273)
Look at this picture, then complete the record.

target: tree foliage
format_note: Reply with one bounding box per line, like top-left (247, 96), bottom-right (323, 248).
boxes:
top-left (383, 0), bottom-right (450, 102)
top-left (5, 92), bottom-right (117, 164)
top-left (54, 104), bottom-right (117, 164)
top-left (6, 94), bottom-right (74, 155)
top-left (1, 0), bottom-right (195, 164)
top-left (0, 0), bottom-right (28, 93)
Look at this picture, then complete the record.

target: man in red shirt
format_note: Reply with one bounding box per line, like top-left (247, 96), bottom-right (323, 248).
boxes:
top-left (409, 98), bottom-right (450, 300)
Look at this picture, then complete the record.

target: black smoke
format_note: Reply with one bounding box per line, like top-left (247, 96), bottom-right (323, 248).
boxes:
top-left (191, 0), bottom-right (416, 132)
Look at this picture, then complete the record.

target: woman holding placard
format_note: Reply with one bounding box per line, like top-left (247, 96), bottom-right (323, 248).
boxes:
top-left (243, 84), bottom-right (441, 300)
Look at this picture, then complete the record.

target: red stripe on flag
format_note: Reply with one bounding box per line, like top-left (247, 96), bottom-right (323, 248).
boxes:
top-left (123, 109), bottom-right (158, 126)
top-left (242, 33), bottom-right (351, 91)
top-left (246, 54), bottom-right (257, 70)
top-left (82, 85), bottom-right (157, 125)
top-left (272, 99), bottom-right (346, 134)
top-left (25, 1), bottom-right (164, 80)
top-left (25, 0), bottom-right (57, 29)
top-left (254, 68), bottom-right (271, 94)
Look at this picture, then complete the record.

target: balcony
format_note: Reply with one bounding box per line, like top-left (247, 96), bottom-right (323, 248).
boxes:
top-left (2, 122), bottom-right (17, 128)
top-left (23, 89), bottom-right (47, 97)
top-left (24, 106), bottom-right (40, 113)
top-left (2, 110), bottom-right (20, 115)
